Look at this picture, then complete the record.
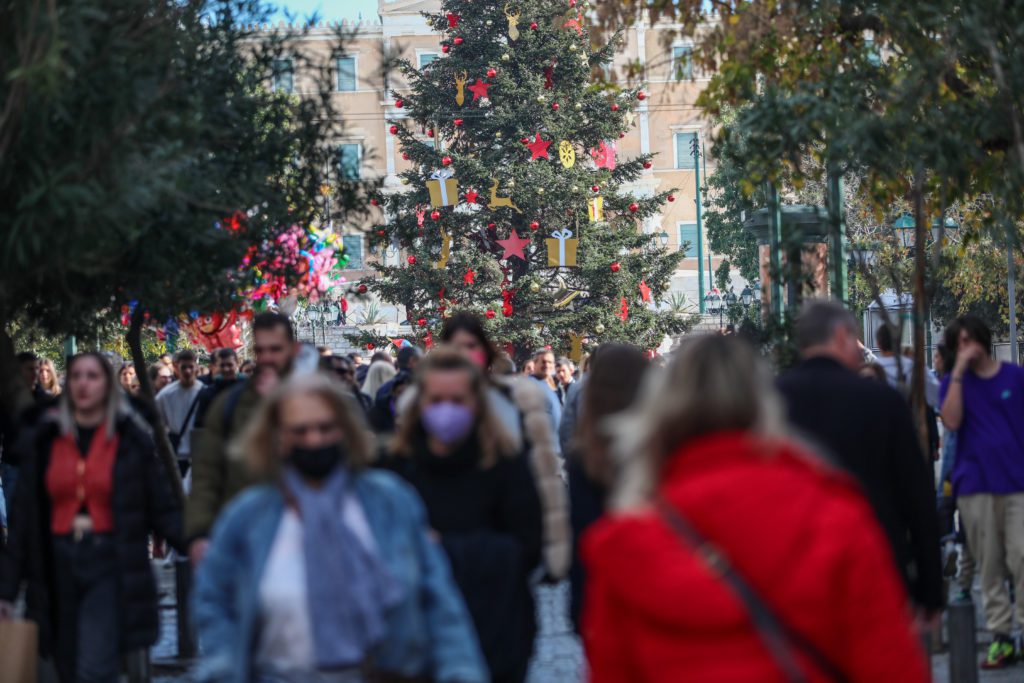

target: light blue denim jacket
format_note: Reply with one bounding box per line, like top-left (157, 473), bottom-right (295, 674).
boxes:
top-left (192, 469), bottom-right (489, 683)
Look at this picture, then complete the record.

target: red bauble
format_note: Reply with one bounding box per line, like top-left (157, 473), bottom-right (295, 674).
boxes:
top-left (441, 44), bottom-right (450, 53)
top-left (358, 284), bottom-right (368, 294)
top-left (667, 194), bottom-right (676, 202)
top-left (637, 91), bottom-right (646, 100)
top-left (619, 132), bottom-right (626, 138)
top-left (520, 137), bottom-right (530, 144)
top-left (570, 0), bottom-right (577, 6)
top-left (610, 262), bottom-right (621, 272)
top-left (431, 210), bottom-right (441, 220)
top-left (427, 129), bottom-right (435, 137)
top-left (643, 161), bottom-right (652, 169)
top-left (529, 221), bottom-right (540, 230)
top-left (454, 36), bottom-right (464, 45)
top-left (611, 103), bottom-right (620, 111)
top-left (552, 102), bottom-right (560, 110)
top-left (417, 318), bottom-right (427, 327)
top-left (487, 68), bottom-right (497, 78)
top-left (366, 343), bottom-right (375, 350)
top-left (402, 152), bottom-right (410, 160)
top-left (454, 118), bottom-right (463, 127)
top-left (370, 198), bottom-right (379, 206)
top-left (389, 125), bottom-right (399, 134)
top-left (629, 202), bottom-right (639, 213)
top-left (485, 309), bottom-right (496, 319)
top-left (407, 255), bottom-right (417, 265)
top-left (487, 222), bottom-right (496, 229)
top-left (530, 21), bottom-right (538, 30)
top-left (395, 98), bottom-right (404, 108)
top-left (376, 229), bottom-right (386, 236)
top-left (442, 156), bottom-right (452, 166)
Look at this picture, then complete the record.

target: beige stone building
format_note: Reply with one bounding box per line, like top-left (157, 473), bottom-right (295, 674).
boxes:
top-left (269, 0), bottom-right (728, 320)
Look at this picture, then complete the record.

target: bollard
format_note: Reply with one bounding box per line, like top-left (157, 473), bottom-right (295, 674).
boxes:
top-left (175, 557), bottom-right (196, 658)
top-left (947, 599), bottom-right (979, 683)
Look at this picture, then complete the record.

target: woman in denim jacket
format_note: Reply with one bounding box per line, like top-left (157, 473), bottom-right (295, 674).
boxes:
top-left (192, 373), bottom-right (488, 683)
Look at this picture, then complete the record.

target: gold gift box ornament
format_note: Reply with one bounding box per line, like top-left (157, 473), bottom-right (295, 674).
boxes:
top-left (546, 229), bottom-right (579, 267)
top-left (426, 168), bottom-right (459, 207)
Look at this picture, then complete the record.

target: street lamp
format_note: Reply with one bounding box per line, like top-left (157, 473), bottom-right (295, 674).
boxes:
top-left (751, 279), bottom-right (762, 305)
top-left (659, 231), bottom-right (669, 248)
top-left (740, 285), bottom-right (753, 308)
top-left (893, 214), bottom-right (916, 249)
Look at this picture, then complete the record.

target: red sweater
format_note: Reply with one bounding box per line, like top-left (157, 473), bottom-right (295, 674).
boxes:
top-left (46, 425), bottom-right (118, 534)
top-left (581, 432), bottom-right (928, 683)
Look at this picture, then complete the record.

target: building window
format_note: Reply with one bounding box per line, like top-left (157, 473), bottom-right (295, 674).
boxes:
top-left (674, 132), bottom-right (698, 170)
top-left (678, 222), bottom-right (699, 258)
top-left (342, 235), bottom-right (363, 269)
top-left (338, 144), bottom-right (361, 180)
top-left (418, 52), bottom-right (439, 69)
top-left (336, 56), bottom-right (356, 91)
top-left (671, 45), bottom-right (694, 81)
top-left (272, 59), bottom-right (294, 93)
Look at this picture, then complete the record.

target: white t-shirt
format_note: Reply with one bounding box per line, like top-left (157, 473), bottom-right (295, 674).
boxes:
top-left (876, 355), bottom-right (940, 408)
top-left (155, 380), bottom-right (203, 458)
top-left (255, 497), bottom-right (377, 673)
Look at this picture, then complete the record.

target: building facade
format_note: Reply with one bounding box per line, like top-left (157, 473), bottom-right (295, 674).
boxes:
top-left (268, 0), bottom-right (727, 333)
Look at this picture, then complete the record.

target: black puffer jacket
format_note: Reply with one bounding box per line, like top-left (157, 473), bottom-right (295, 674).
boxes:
top-left (0, 410), bottom-right (183, 664)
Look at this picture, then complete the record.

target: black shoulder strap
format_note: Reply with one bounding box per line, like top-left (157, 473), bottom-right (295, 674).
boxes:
top-left (655, 497), bottom-right (849, 683)
top-left (179, 392), bottom-right (202, 436)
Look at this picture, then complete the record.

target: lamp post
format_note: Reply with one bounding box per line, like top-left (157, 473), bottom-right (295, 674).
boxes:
top-left (659, 230), bottom-right (669, 248)
top-left (740, 285), bottom-right (753, 308)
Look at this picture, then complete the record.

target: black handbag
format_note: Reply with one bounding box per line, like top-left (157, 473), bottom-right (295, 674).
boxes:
top-left (655, 497), bottom-right (849, 683)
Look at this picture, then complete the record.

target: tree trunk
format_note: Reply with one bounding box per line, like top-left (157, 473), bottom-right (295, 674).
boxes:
top-left (126, 307), bottom-right (185, 503)
top-left (910, 178), bottom-right (931, 459)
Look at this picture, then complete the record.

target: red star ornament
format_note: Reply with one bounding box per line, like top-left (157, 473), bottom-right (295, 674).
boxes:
top-left (527, 133), bottom-right (552, 161)
top-left (497, 229), bottom-right (531, 261)
top-left (464, 269), bottom-right (476, 285)
top-left (467, 79), bottom-right (491, 102)
top-left (639, 280), bottom-right (652, 302)
top-left (464, 189), bottom-right (479, 204)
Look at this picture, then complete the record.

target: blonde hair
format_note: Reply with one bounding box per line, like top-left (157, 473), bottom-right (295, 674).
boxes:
top-left (610, 335), bottom-right (787, 510)
top-left (39, 358), bottom-right (62, 396)
top-left (58, 353), bottom-right (122, 438)
top-left (361, 361), bottom-right (397, 399)
top-left (231, 372), bottom-right (375, 478)
top-left (392, 347), bottom-right (516, 467)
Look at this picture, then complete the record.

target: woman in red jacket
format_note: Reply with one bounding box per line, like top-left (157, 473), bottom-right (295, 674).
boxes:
top-left (581, 336), bottom-right (929, 683)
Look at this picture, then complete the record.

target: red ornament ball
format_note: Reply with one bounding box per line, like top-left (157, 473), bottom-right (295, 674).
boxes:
top-left (377, 229), bottom-right (386, 236)
top-left (487, 68), bottom-right (497, 78)
top-left (389, 125), bottom-right (399, 134)
top-left (358, 284), bottom-right (368, 294)
top-left (442, 156), bottom-right (452, 166)
top-left (454, 118), bottom-right (463, 127)
top-left (366, 343), bottom-right (375, 350)
top-left (529, 221), bottom-right (540, 230)
top-left (611, 103), bottom-right (620, 112)
top-left (395, 98), bottom-right (404, 108)
top-left (442, 44), bottom-right (450, 54)
top-left (591, 185), bottom-right (600, 192)
top-left (629, 202), bottom-right (639, 213)
top-left (643, 161), bottom-right (653, 169)
top-left (551, 102), bottom-right (560, 111)
top-left (520, 137), bottom-right (530, 144)
top-left (485, 309), bottom-right (496, 319)
top-left (407, 255), bottom-right (417, 265)
top-left (530, 21), bottom-right (538, 30)
top-left (610, 262), bottom-right (621, 273)
top-left (570, 0), bottom-right (577, 6)
top-left (667, 194), bottom-right (676, 202)
top-left (417, 318), bottom-right (427, 327)
top-left (637, 91), bottom-right (647, 100)
top-left (427, 129), bottom-right (435, 138)
top-left (402, 152), bottom-right (410, 160)
top-left (453, 36), bottom-right (464, 45)
top-left (487, 222), bottom-right (496, 229)
top-left (431, 210), bottom-right (441, 220)
top-left (370, 198), bottom-right (379, 206)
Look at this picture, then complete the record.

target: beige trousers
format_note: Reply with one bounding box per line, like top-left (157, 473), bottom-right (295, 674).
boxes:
top-left (958, 493), bottom-right (1024, 635)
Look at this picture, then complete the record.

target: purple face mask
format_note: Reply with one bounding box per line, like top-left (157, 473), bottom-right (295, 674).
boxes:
top-left (421, 401), bottom-right (476, 446)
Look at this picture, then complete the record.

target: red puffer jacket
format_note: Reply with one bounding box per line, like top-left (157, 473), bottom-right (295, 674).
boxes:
top-left (581, 432), bottom-right (929, 683)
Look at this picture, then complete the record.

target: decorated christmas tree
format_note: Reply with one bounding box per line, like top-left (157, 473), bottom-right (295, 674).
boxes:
top-left (355, 0), bottom-right (688, 361)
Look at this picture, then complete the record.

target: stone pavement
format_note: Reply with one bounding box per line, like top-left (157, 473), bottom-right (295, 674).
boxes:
top-left (151, 564), bottom-right (1020, 682)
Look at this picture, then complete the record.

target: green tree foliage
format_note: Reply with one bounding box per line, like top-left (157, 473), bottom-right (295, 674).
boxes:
top-left (355, 0), bottom-right (692, 359)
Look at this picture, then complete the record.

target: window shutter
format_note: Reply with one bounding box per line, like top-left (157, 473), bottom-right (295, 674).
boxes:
top-left (337, 57), bottom-right (356, 91)
top-left (675, 132), bottom-right (697, 169)
top-left (342, 235), bottom-right (363, 269)
top-left (678, 223), bottom-right (699, 257)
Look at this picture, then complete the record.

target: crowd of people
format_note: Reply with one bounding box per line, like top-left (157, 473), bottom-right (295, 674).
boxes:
top-left (0, 299), bottom-right (1020, 681)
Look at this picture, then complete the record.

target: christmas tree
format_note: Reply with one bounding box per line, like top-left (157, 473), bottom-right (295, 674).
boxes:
top-left (354, 0), bottom-right (689, 360)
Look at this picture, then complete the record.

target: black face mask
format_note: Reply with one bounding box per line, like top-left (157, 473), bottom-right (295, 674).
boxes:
top-left (288, 442), bottom-right (346, 480)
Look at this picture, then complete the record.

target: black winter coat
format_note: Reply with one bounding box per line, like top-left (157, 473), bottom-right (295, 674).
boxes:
top-left (382, 436), bottom-right (543, 683)
top-left (776, 356), bottom-right (944, 611)
top-left (0, 411), bottom-right (183, 664)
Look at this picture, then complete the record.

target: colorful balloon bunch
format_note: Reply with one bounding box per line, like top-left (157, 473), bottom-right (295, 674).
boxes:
top-left (241, 224), bottom-right (350, 306)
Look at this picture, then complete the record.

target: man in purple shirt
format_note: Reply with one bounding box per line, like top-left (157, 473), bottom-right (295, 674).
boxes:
top-left (940, 315), bottom-right (1024, 670)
